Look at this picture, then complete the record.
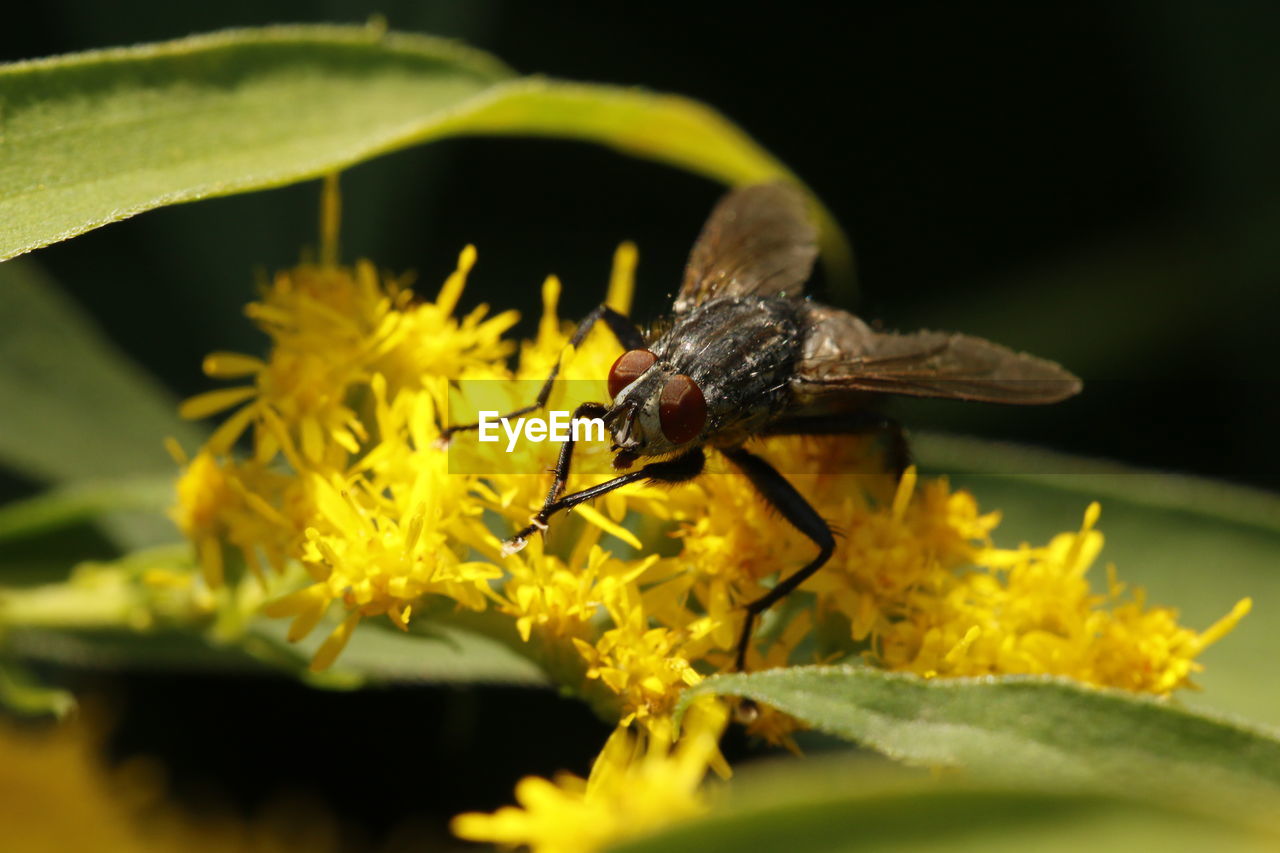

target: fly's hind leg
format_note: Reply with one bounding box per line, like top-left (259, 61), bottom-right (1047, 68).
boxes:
top-left (720, 446), bottom-right (835, 672)
top-left (437, 304), bottom-right (645, 445)
top-left (726, 412), bottom-right (909, 672)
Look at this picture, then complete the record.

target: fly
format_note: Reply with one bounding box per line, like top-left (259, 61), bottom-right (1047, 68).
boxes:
top-left (441, 183), bottom-right (1081, 669)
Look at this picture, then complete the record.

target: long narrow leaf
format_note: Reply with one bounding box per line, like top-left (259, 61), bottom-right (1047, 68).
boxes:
top-left (679, 667), bottom-right (1280, 797)
top-left (612, 760), bottom-right (1279, 853)
top-left (0, 25), bottom-right (852, 289)
top-left (0, 259), bottom-right (200, 482)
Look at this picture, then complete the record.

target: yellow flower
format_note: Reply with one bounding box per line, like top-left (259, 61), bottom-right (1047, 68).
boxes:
top-left (0, 715), bottom-right (169, 853)
top-left (168, 442), bottom-right (308, 586)
top-left (169, 447), bottom-right (236, 587)
top-left (0, 715), bottom-right (343, 853)
top-left (178, 251), bottom-right (514, 468)
top-left (572, 614), bottom-right (703, 728)
top-left (498, 540), bottom-right (656, 644)
top-left (261, 374), bottom-right (501, 669)
top-left (452, 698), bottom-right (729, 853)
top-left (874, 500), bottom-right (1252, 693)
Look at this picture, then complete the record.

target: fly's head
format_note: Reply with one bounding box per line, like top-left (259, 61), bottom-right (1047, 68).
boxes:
top-left (603, 348), bottom-right (708, 469)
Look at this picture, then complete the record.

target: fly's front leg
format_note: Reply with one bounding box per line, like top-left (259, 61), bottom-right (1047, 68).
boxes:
top-left (503, 450), bottom-right (705, 555)
top-left (542, 401), bottom-right (609, 508)
top-left (720, 446), bottom-right (835, 671)
top-left (438, 304), bottom-right (644, 444)
top-left (762, 411), bottom-right (909, 478)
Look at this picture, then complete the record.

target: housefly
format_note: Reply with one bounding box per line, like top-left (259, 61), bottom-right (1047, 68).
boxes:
top-left (442, 183), bottom-right (1081, 669)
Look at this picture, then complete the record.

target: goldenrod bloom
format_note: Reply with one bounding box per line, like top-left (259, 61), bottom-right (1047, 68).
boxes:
top-left (168, 443), bottom-right (307, 586)
top-left (159, 237), bottom-right (1254, 853)
top-left (179, 254), bottom-right (515, 466)
top-left (0, 715), bottom-right (342, 853)
top-left (451, 699), bottom-right (729, 853)
top-left (173, 242), bottom-right (1248, 734)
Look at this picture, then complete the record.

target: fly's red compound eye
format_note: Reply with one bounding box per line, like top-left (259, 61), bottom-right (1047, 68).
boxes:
top-left (659, 374), bottom-right (707, 444)
top-left (608, 349), bottom-right (657, 398)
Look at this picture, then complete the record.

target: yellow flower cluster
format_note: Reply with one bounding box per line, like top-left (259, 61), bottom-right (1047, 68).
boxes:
top-left (171, 243), bottom-right (1251, 851)
top-left (174, 245), bottom-right (1248, 711)
top-left (877, 501), bottom-right (1253, 690)
top-left (451, 699), bottom-right (730, 853)
top-left (0, 715), bottom-right (342, 853)
top-left (173, 254), bottom-right (517, 669)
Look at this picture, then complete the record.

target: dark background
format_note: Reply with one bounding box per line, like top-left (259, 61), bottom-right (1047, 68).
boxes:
top-left (3, 1), bottom-right (1279, 847)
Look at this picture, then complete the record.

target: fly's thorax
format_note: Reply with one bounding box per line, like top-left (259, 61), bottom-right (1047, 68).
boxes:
top-left (605, 297), bottom-right (803, 458)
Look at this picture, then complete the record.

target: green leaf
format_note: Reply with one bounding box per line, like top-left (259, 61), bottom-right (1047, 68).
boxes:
top-left (678, 667), bottom-right (1280, 798)
top-left (0, 258), bottom-right (201, 483)
top-left (1, 618), bottom-right (546, 692)
top-left (0, 537), bottom-right (546, 689)
top-left (0, 476), bottom-right (177, 560)
top-left (419, 78), bottom-right (853, 283)
top-left (0, 661), bottom-right (75, 718)
top-left (0, 618), bottom-right (546, 698)
top-left (916, 431), bottom-right (1280, 536)
top-left (0, 25), bottom-right (506, 261)
top-left (612, 758), bottom-right (1280, 853)
top-left (4, 628), bottom-right (267, 673)
top-left (249, 617), bottom-right (548, 687)
top-left (0, 24), bottom-right (852, 290)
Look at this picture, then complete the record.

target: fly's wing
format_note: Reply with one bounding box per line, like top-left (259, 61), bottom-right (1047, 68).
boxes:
top-left (673, 182), bottom-right (819, 315)
top-left (793, 305), bottom-right (1082, 406)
